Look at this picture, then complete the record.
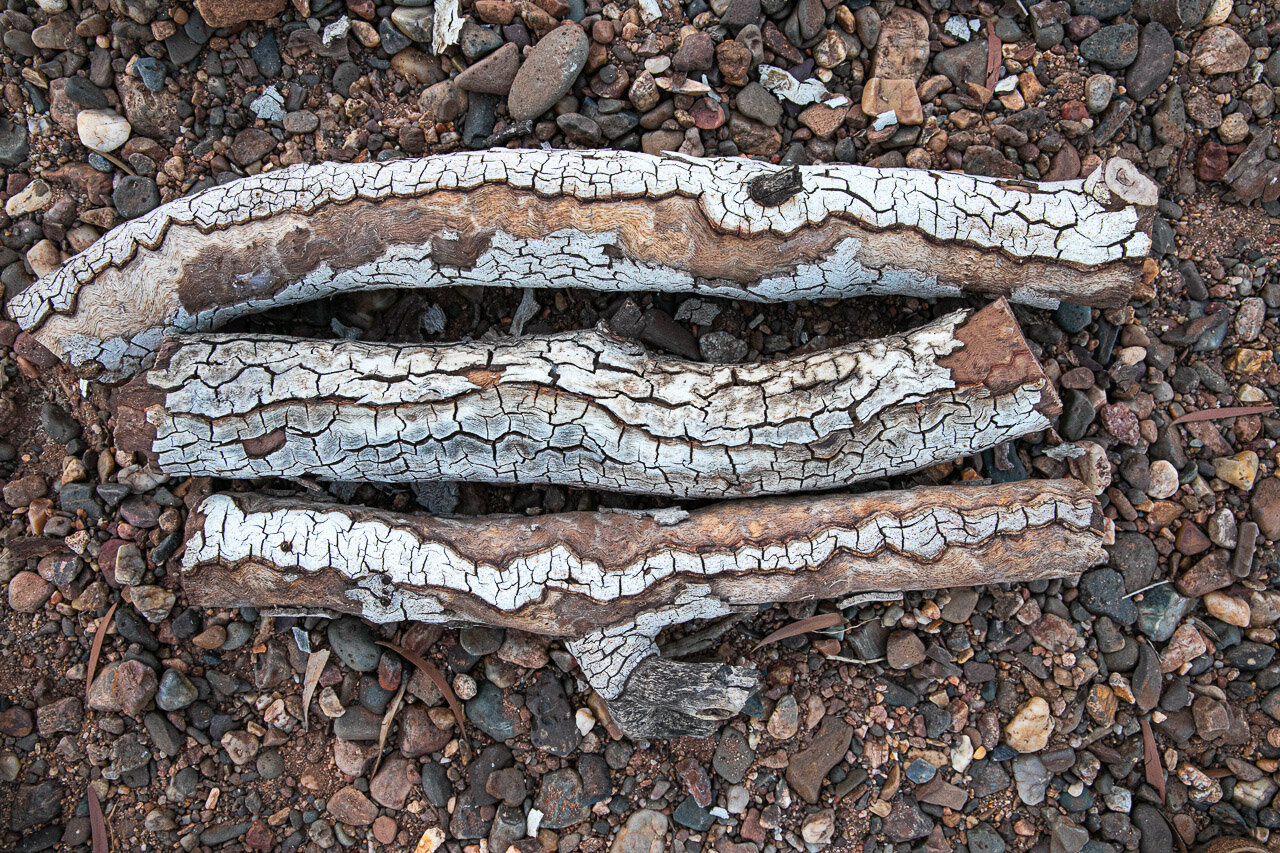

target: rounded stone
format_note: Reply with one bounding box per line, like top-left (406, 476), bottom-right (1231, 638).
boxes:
top-left (1147, 459), bottom-right (1179, 499)
top-left (112, 175), bottom-right (160, 220)
top-left (8, 571), bottom-right (53, 613)
top-left (77, 109), bottom-right (131, 153)
top-left (507, 24), bottom-right (590, 122)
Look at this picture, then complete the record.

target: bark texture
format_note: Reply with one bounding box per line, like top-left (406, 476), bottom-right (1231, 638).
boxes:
top-left (114, 300), bottom-right (1058, 497)
top-left (181, 480), bottom-right (1110, 736)
top-left (9, 149), bottom-right (1155, 381)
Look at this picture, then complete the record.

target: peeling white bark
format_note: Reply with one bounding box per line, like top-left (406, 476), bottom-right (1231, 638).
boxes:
top-left (114, 300), bottom-right (1059, 497)
top-left (181, 479), bottom-right (1109, 738)
top-left (9, 149), bottom-right (1153, 381)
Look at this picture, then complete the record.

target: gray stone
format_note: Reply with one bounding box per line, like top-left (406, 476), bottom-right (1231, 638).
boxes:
top-left (933, 38), bottom-right (990, 86)
top-left (1126, 23), bottom-right (1173, 101)
top-left (735, 81), bottom-right (783, 126)
top-left (1080, 24), bottom-right (1139, 69)
top-left (327, 616), bottom-right (381, 671)
top-left (535, 768), bottom-right (588, 829)
top-left (508, 24), bottom-right (589, 122)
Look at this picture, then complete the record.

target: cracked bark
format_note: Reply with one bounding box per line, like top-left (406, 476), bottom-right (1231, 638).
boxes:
top-left (113, 299), bottom-right (1059, 498)
top-left (8, 150), bottom-right (1156, 381)
top-left (181, 478), bottom-right (1110, 738)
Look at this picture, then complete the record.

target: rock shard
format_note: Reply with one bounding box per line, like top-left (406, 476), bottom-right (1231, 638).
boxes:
top-left (112, 299), bottom-right (1059, 497)
top-left (9, 149), bottom-right (1154, 382)
top-left (181, 479), bottom-right (1110, 739)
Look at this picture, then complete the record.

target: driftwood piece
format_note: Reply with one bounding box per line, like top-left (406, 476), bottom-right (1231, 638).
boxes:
top-left (113, 299), bottom-right (1059, 497)
top-left (9, 150), bottom-right (1156, 381)
top-left (182, 479), bottom-right (1110, 737)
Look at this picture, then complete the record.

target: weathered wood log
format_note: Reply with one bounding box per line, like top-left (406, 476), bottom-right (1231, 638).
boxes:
top-left (9, 150), bottom-right (1156, 381)
top-left (181, 479), bottom-right (1110, 738)
top-left (112, 299), bottom-right (1059, 498)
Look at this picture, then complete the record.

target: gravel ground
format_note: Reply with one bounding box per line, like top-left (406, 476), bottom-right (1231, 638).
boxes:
top-left (1, 0), bottom-right (1280, 850)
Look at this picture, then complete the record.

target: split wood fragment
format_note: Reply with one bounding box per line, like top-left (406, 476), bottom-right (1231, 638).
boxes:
top-left (181, 479), bottom-right (1110, 738)
top-left (8, 149), bottom-right (1156, 381)
top-left (112, 299), bottom-right (1059, 498)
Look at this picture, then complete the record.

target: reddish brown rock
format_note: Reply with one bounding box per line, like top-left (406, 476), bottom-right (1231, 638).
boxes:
top-left (1176, 549), bottom-right (1233, 597)
top-left (328, 786), bottom-right (378, 826)
top-left (194, 0), bottom-right (287, 27)
top-left (786, 717), bottom-right (853, 804)
top-left (8, 571), bottom-right (52, 613)
top-left (87, 659), bottom-right (158, 715)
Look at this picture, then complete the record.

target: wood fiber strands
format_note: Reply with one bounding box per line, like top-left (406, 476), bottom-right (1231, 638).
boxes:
top-left (9, 150), bottom-right (1156, 381)
top-left (113, 299), bottom-right (1060, 498)
top-left (181, 479), bottom-right (1110, 737)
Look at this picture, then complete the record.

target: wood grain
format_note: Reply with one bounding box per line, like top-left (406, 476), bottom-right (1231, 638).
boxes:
top-left (8, 150), bottom-right (1155, 381)
top-left (113, 299), bottom-right (1058, 497)
top-left (181, 479), bottom-right (1110, 737)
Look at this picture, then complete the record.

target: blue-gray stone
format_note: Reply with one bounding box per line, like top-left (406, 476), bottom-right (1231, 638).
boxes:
top-left (1055, 302), bottom-right (1092, 333)
top-left (157, 669), bottom-right (198, 711)
top-left (1134, 583), bottom-right (1191, 641)
top-left (466, 681), bottom-right (518, 742)
top-left (326, 616), bottom-right (381, 672)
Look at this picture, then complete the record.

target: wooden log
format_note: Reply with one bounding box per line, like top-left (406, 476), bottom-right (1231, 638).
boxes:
top-left (181, 479), bottom-right (1110, 737)
top-left (8, 150), bottom-right (1156, 381)
top-left (112, 299), bottom-right (1059, 498)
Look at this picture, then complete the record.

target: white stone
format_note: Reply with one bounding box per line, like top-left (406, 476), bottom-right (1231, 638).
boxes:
top-left (1147, 459), bottom-right (1180, 499)
top-left (5, 179), bottom-right (51, 217)
top-left (76, 109), bottom-right (131, 153)
top-left (1005, 697), bottom-right (1053, 753)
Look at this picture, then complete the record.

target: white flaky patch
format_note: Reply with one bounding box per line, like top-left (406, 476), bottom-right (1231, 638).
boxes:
top-left (183, 492), bottom-right (1097, 628)
top-left (11, 150), bottom-right (1150, 378)
top-left (139, 314), bottom-right (1054, 497)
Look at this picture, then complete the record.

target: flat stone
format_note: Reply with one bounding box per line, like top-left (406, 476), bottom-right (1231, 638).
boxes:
top-left (1251, 477), bottom-right (1280, 540)
top-left (535, 768), bottom-right (589, 829)
top-left (886, 630), bottom-right (926, 669)
top-left (933, 37), bottom-right (990, 87)
top-left (1193, 25), bottom-right (1249, 74)
top-left (915, 775), bottom-right (968, 810)
top-left (77, 109), bottom-right (131, 153)
top-left (786, 716), bottom-right (852, 803)
top-left (328, 786), bottom-right (378, 826)
top-left (508, 24), bottom-right (589, 122)
top-left (194, 0), bottom-right (286, 27)
top-left (1005, 697), bottom-right (1053, 752)
top-left (1013, 755), bottom-right (1050, 804)
top-left (1176, 549), bottom-right (1233, 597)
top-left (1127, 22), bottom-right (1173, 100)
top-left (370, 756), bottom-right (417, 810)
top-left (456, 42), bottom-right (520, 94)
top-left (36, 697), bottom-right (82, 738)
top-left (713, 727), bottom-right (754, 783)
top-left (1080, 24), bottom-right (1139, 68)
top-left (736, 81), bottom-right (783, 126)
top-left (862, 78), bottom-right (922, 125)
top-left (610, 809), bottom-right (667, 853)
top-left (871, 8), bottom-right (929, 82)
top-left (230, 128), bottom-right (277, 167)
top-left (883, 799), bottom-right (932, 841)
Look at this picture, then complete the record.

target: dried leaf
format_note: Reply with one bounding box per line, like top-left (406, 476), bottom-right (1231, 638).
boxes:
top-left (1173, 404), bottom-right (1275, 424)
top-left (1141, 716), bottom-right (1165, 804)
top-left (371, 679), bottom-right (408, 777)
top-left (750, 612), bottom-right (845, 654)
top-left (88, 786), bottom-right (109, 853)
top-left (301, 648), bottom-right (330, 732)
top-left (985, 21), bottom-right (1001, 92)
top-left (377, 640), bottom-right (471, 761)
top-left (85, 602), bottom-right (118, 701)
